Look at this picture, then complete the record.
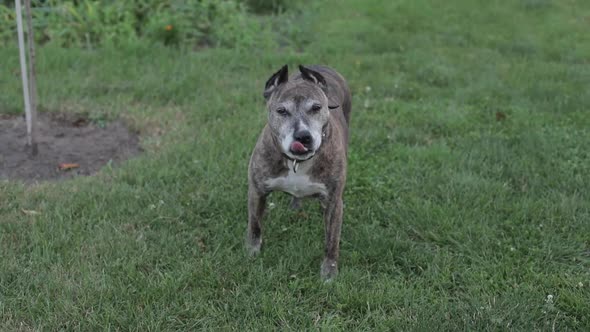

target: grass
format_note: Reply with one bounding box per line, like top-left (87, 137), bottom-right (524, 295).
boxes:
top-left (1, 0), bottom-right (590, 329)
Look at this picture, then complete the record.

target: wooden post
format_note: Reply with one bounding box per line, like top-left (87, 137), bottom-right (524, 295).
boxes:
top-left (24, 0), bottom-right (38, 155)
top-left (15, 0), bottom-right (38, 155)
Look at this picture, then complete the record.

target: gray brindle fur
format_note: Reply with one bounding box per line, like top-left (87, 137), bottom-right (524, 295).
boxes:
top-left (247, 64), bottom-right (351, 279)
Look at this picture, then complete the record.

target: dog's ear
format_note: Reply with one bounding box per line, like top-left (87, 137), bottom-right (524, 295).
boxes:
top-left (300, 65), bottom-right (339, 109)
top-left (298, 65), bottom-right (327, 90)
top-left (263, 65), bottom-right (288, 100)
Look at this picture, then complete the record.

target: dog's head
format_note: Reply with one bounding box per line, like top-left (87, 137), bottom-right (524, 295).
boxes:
top-left (263, 65), bottom-right (338, 161)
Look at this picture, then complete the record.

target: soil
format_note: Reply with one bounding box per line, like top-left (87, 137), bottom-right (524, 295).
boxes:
top-left (0, 112), bottom-right (142, 183)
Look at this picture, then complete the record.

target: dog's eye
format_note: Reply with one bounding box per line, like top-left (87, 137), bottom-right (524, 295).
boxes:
top-left (276, 107), bottom-right (289, 116)
top-left (310, 104), bottom-right (322, 113)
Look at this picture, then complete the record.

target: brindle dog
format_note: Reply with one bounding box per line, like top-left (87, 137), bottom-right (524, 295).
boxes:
top-left (247, 65), bottom-right (352, 280)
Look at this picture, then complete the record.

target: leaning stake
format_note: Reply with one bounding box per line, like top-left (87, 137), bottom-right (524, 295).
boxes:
top-left (15, 0), bottom-right (38, 155)
top-left (24, 0), bottom-right (38, 155)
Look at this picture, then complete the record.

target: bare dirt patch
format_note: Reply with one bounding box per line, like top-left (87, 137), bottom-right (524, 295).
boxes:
top-left (0, 112), bottom-right (141, 183)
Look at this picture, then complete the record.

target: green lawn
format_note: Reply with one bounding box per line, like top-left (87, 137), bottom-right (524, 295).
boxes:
top-left (1, 0), bottom-right (590, 330)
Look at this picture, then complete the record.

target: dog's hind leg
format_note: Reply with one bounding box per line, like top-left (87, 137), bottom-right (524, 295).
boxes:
top-left (246, 187), bottom-right (267, 256)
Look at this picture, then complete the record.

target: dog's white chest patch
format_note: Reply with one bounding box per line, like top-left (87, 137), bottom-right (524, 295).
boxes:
top-left (264, 161), bottom-right (327, 198)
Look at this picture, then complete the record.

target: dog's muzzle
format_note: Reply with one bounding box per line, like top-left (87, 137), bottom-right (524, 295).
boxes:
top-left (290, 130), bottom-right (314, 155)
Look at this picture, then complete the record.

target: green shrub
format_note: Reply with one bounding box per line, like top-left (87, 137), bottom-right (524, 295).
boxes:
top-left (238, 0), bottom-right (296, 13)
top-left (0, 3), bottom-right (17, 44)
top-left (41, 0), bottom-right (139, 47)
top-left (0, 0), bottom-right (276, 49)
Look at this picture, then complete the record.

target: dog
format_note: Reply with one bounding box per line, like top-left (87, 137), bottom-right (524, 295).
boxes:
top-left (247, 64), bottom-right (351, 279)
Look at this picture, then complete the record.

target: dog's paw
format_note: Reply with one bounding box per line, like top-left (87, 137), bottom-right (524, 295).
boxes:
top-left (245, 237), bottom-right (262, 257)
top-left (320, 259), bottom-right (338, 281)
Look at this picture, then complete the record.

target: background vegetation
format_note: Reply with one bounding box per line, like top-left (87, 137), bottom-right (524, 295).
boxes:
top-left (1, 0), bottom-right (589, 330)
top-left (0, 0), bottom-right (299, 48)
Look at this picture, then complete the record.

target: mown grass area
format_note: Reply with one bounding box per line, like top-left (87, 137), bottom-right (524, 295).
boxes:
top-left (1, 0), bottom-right (590, 329)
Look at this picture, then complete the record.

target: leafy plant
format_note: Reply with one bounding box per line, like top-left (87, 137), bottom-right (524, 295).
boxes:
top-left (0, 0), bottom-right (277, 49)
top-left (0, 3), bottom-right (16, 43)
top-left (238, 0), bottom-right (299, 13)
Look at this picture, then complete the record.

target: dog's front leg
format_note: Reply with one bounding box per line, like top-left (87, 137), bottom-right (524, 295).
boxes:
top-left (246, 186), bottom-right (266, 256)
top-left (320, 193), bottom-right (343, 280)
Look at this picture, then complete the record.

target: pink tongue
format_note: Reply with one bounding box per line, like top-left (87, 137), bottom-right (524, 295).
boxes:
top-left (290, 141), bottom-right (307, 153)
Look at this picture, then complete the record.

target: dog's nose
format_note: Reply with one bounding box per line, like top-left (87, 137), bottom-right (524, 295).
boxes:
top-left (294, 130), bottom-right (313, 146)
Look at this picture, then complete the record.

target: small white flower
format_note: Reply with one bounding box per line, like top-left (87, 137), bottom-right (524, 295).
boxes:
top-left (363, 99), bottom-right (370, 109)
top-left (510, 247), bottom-right (515, 252)
top-left (578, 282), bottom-right (583, 288)
top-left (148, 204), bottom-right (156, 210)
top-left (365, 86), bottom-right (372, 92)
top-left (268, 202), bottom-right (275, 209)
top-left (546, 294), bottom-right (554, 304)
top-left (159, 200), bottom-right (164, 205)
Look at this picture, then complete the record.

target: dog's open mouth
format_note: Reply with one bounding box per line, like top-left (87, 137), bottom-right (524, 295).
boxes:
top-left (290, 141), bottom-right (308, 154)
top-left (288, 141), bottom-right (315, 161)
